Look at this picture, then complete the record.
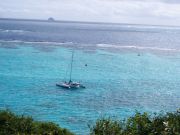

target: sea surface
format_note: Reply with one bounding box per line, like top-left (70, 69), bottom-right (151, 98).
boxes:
top-left (0, 19), bottom-right (180, 134)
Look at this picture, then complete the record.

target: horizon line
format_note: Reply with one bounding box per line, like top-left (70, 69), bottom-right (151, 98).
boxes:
top-left (0, 17), bottom-right (180, 28)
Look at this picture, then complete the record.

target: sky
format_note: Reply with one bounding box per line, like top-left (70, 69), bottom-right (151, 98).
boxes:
top-left (1, 0), bottom-right (180, 26)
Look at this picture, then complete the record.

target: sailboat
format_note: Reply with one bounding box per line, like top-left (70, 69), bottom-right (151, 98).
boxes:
top-left (56, 50), bottom-right (85, 89)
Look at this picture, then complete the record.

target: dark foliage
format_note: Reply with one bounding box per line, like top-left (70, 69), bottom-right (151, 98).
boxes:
top-left (0, 110), bottom-right (74, 135)
top-left (90, 110), bottom-right (180, 135)
top-left (1, 109), bottom-right (180, 135)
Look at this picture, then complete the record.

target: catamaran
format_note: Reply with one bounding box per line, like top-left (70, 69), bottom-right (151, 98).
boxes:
top-left (56, 50), bottom-right (85, 89)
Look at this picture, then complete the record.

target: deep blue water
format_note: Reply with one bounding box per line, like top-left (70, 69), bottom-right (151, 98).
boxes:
top-left (0, 19), bottom-right (180, 134)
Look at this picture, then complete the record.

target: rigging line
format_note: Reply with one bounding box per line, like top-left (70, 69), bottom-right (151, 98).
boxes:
top-left (69, 49), bottom-right (74, 82)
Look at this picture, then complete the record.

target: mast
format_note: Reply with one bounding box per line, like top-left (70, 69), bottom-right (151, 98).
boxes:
top-left (69, 50), bottom-right (74, 82)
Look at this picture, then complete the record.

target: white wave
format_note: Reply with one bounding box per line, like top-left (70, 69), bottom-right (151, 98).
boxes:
top-left (0, 40), bottom-right (73, 45)
top-left (1, 40), bottom-right (179, 52)
top-left (97, 44), bottom-right (180, 52)
top-left (121, 24), bottom-right (180, 30)
top-left (0, 29), bottom-right (30, 33)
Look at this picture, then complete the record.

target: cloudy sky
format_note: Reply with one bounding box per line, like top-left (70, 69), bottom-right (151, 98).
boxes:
top-left (1, 0), bottom-right (180, 26)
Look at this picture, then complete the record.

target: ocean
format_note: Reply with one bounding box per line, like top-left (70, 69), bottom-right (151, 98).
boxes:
top-left (0, 19), bottom-right (180, 134)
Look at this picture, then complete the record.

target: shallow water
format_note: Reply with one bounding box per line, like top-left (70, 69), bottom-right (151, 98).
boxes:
top-left (0, 20), bottom-right (180, 134)
top-left (0, 42), bottom-right (180, 134)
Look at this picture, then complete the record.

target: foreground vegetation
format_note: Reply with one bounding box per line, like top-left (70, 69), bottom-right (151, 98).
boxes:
top-left (90, 110), bottom-right (180, 135)
top-left (0, 110), bottom-right (74, 135)
top-left (0, 109), bottom-right (180, 135)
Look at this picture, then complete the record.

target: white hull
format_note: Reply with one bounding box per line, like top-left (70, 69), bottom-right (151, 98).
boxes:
top-left (56, 82), bottom-right (85, 89)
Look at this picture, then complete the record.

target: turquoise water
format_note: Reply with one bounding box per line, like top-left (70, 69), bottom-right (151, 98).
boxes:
top-left (0, 42), bottom-right (180, 134)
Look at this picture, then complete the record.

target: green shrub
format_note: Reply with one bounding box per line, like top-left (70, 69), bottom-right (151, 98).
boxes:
top-left (90, 118), bottom-right (123, 135)
top-left (1, 109), bottom-right (180, 135)
top-left (0, 110), bottom-right (74, 135)
top-left (90, 110), bottom-right (180, 135)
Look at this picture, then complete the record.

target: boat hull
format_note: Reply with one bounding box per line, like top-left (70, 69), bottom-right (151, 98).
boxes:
top-left (56, 82), bottom-right (85, 89)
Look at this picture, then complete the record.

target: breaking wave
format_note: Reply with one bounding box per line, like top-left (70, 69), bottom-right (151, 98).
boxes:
top-left (0, 29), bottom-right (31, 33)
top-left (0, 40), bottom-right (73, 45)
top-left (97, 44), bottom-right (180, 52)
top-left (0, 40), bottom-right (180, 53)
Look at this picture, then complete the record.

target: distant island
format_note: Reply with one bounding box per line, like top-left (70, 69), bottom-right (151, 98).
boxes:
top-left (48, 17), bottom-right (55, 22)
